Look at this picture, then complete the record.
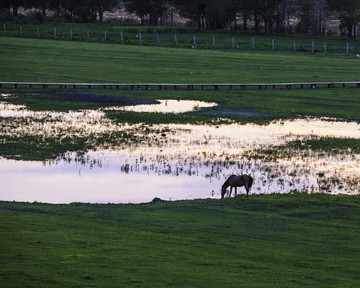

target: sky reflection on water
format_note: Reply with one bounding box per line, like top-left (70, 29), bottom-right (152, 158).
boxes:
top-left (1, 99), bottom-right (360, 203)
top-left (106, 99), bottom-right (217, 113)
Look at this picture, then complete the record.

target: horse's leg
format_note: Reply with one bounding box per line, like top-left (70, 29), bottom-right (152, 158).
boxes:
top-left (234, 186), bottom-right (237, 197)
top-left (229, 186), bottom-right (233, 198)
top-left (245, 184), bottom-right (249, 198)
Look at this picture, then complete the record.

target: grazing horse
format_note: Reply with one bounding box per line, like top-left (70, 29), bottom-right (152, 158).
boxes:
top-left (221, 174), bottom-right (254, 198)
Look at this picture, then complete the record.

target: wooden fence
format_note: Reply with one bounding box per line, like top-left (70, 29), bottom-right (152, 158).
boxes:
top-left (1, 81), bottom-right (359, 90)
top-left (2, 24), bottom-right (359, 56)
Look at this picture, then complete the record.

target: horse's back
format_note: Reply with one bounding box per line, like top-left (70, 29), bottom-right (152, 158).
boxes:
top-left (230, 174), bottom-right (252, 186)
top-left (228, 174), bottom-right (243, 186)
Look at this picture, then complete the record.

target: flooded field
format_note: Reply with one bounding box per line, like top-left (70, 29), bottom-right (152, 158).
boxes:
top-left (1, 96), bottom-right (360, 203)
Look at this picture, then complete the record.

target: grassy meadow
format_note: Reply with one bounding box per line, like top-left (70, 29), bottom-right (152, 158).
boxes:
top-left (1, 194), bottom-right (360, 288)
top-left (0, 36), bottom-right (360, 84)
top-left (1, 33), bottom-right (360, 287)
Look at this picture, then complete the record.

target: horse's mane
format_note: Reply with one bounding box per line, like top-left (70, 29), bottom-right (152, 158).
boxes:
top-left (222, 175), bottom-right (236, 188)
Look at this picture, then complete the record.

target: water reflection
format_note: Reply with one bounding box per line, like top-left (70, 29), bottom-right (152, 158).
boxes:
top-left (0, 157), bottom-right (213, 203)
top-left (106, 99), bottom-right (217, 113)
top-left (1, 98), bottom-right (360, 203)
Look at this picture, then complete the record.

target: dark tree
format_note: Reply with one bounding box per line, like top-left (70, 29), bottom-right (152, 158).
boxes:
top-left (327, 0), bottom-right (360, 37)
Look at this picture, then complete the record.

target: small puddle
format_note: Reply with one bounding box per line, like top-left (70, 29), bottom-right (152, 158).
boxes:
top-left (1, 97), bottom-right (360, 203)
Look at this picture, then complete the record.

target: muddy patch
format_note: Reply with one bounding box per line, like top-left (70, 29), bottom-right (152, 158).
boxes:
top-left (199, 106), bottom-right (273, 117)
top-left (56, 92), bottom-right (157, 106)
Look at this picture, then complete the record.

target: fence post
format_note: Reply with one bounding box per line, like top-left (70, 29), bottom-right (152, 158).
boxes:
top-left (3, 24), bottom-right (6, 36)
top-left (312, 41), bottom-right (314, 54)
top-left (193, 35), bottom-right (196, 48)
top-left (104, 31), bottom-right (107, 42)
top-left (324, 41), bottom-right (326, 55)
top-left (346, 42), bottom-right (349, 56)
top-left (252, 38), bottom-right (254, 51)
top-left (232, 37), bottom-right (234, 50)
top-left (54, 27), bottom-right (57, 40)
top-left (37, 26), bottom-right (39, 38)
top-left (272, 39), bottom-right (274, 52)
top-left (139, 33), bottom-right (142, 45)
top-left (121, 32), bottom-right (123, 44)
top-left (20, 25), bottom-right (23, 37)
top-left (174, 34), bottom-right (177, 48)
top-left (70, 29), bottom-right (72, 40)
top-left (293, 40), bottom-right (295, 53)
top-left (213, 36), bottom-right (215, 49)
top-left (157, 33), bottom-right (159, 47)
top-left (87, 29), bottom-right (90, 42)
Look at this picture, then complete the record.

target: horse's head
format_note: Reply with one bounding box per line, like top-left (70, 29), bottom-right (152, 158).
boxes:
top-left (221, 186), bottom-right (227, 198)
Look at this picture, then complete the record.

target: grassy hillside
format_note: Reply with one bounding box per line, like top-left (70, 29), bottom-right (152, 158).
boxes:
top-left (1, 194), bottom-right (359, 287)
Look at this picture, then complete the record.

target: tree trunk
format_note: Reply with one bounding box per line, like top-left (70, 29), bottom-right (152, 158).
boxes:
top-left (170, 7), bottom-right (173, 26)
top-left (234, 14), bottom-right (237, 31)
top-left (286, 0), bottom-right (290, 35)
top-left (254, 13), bottom-right (260, 33)
top-left (348, 24), bottom-right (353, 38)
top-left (276, 4), bottom-right (281, 34)
top-left (243, 13), bottom-right (248, 32)
top-left (354, 25), bottom-right (356, 39)
top-left (99, 6), bottom-right (103, 23)
top-left (12, 6), bottom-right (18, 16)
top-left (318, 0), bottom-right (322, 36)
top-left (311, 0), bottom-right (318, 36)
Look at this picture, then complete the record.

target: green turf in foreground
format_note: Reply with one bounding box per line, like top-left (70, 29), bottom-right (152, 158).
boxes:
top-left (1, 194), bottom-right (359, 287)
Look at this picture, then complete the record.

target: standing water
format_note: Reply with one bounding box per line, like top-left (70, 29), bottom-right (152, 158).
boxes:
top-left (1, 98), bottom-right (360, 203)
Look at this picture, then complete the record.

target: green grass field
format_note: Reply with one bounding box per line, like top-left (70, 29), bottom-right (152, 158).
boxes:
top-left (1, 35), bottom-right (360, 287)
top-left (1, 194), bottom-right (360, 288)
top-left (0, 36), bottom-right (360, 83)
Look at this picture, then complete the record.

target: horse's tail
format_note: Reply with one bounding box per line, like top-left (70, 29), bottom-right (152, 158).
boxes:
top-left (248, 175), bottom-right (254, 191)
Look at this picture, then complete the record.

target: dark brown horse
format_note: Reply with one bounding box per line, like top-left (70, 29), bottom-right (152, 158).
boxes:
top-left (221, 174), bottom-right (254, 198)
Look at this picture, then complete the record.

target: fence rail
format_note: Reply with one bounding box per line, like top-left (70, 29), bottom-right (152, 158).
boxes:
top-left (1, 81), bottom-right (359, 90)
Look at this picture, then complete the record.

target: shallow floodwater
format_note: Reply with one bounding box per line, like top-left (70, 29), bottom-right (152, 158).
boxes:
top-left (108, 99), bottom-right (217, 113)
top-left (1, 97), bottom-right (360, 203)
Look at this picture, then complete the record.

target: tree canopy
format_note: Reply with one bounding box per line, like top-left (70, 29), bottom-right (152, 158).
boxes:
top-left (1, 0), bottom-right (359, 37)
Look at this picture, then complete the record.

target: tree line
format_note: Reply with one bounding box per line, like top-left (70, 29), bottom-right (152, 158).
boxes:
top-left (1, 0), bottom-right (359, 37)
top-left (0, 0), bottom-right (119, 22)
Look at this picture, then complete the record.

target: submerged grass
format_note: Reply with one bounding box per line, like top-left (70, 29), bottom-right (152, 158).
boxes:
top-left (1, 194), bottom-right (360, 288)
top-left (0, 135), bottom-right (92, 160)
top-left (245, 137), bottom-right (360, 162)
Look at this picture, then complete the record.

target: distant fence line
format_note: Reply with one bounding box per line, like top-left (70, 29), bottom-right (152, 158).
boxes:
top-left (1, 81), bottom-right (360, 90)
top-left (2, 23), bottom-right (358, 56)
